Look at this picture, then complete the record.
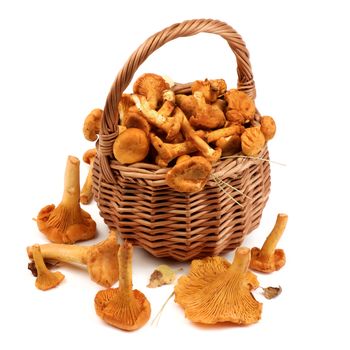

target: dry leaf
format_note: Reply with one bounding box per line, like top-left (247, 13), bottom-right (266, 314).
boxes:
top-left (147, 265), bottom-right (176, 288)
top-left (262, 286), bottom-right (282, 299)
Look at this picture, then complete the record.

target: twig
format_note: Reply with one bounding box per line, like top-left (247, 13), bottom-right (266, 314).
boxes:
top-left (211, 174), bottom-right (252, 200)
top-left (151, 290), bottom-right (175, 326)
top-left (212, 176), bottom-right (243, 207)
top-left (220, 155), bottom-right (287, 167)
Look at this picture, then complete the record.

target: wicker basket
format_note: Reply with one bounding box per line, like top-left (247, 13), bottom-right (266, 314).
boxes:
top-left (92, 19), bottom-right (271, 261)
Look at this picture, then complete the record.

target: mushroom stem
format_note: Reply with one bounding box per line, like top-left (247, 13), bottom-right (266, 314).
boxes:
top-left (118, 241), bottom-right (133, 298)
top-left (80, 160), bottom-right (94, 205)
top-left (229, 247), bottom-right (251, 274)
top-left (28, 244), bottom-right (88, 264)
top-left (32, 244), bottom-right (65, 291)
top-left (61, 156), bottom-right (81, 208)
top-left (259, 214), bottom-right (288, 262)
top-left (32, 244), bottom-right (51, 273)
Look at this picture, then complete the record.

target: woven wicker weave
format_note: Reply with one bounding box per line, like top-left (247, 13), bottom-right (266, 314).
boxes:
top-left (92, 19), bottom-right (271, 261)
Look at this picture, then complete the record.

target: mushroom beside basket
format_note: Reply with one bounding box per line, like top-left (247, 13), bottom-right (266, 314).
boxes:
top-left (92, 19), bottom-right (271, 261)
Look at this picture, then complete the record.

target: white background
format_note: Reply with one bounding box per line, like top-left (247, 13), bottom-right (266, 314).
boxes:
top-left (1, 0), bottom-right (349, 349)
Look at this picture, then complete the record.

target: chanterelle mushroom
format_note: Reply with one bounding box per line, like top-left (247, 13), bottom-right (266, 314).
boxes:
top-left (133, 73), bottom-right (169, 109)
top-left (80, 148), bottom-right (97, 205)
top-left (260, 116), bottom-right (276, 141)
top-left (241, 126), bottom-right (266, 157)
top-left (191, 79), bottom-right (227, 103)
top-left (27, 231), bottom-right (119, 287)
top-left (113, 128), bottom-right (149, 164)
top-left (83, 108), bottom-right (103, 141)
top-left (189, 91), bottom-right (226, 130)
top-left (94, 241), bottom-right (151, 331)
top-left (31, 244), bottom-right (65, 291)
top-left (174, 247), bottom-right (261, 325)
top-left (224, 89), bottom-right (256, 124)
top-left (250, 213), bottom-right (288, 273)
top-left (165, 156), bottom-right (212, 193)
top-left (37, 156), bottom-right (96, 244)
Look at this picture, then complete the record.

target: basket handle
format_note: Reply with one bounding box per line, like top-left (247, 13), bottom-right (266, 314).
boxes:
top-left (98, 19), bottom-right (255, 183)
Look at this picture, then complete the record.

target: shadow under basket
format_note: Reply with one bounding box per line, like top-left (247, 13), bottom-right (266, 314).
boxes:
top-left (92, 19), bottom-right (272, 261)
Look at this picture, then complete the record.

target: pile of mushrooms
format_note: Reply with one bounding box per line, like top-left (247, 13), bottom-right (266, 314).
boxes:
top-left (84, 73), bottom-right (276, 193)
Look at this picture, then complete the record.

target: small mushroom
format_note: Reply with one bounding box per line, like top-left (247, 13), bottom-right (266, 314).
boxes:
top-left (132, 95), bottom-right (183, 141)
top-left (80, 148), bottom-right (97, 205)
top-left (123, 111), bottom-right (151, 136)
top-left (216, 135), bottom-right (242, 157)
top-left (191, 79), bottom-right (227, 103)
top-left (260, 116), bottom-right (276, 141)
top-left (250, 213), bottom-right (288, 273)
top-left (31, 244), bottom-right (64, 291)
top-left (37, 156), bottom-right (96, 244)
top-left (181, 116), bottom-right (222, 162)
top-left (241, 126), bottom-right (266, 156)
top-left (94, 241), bottom-right (151, 331)
top-left (150, 132), bottom-right (198, 167)
top-left (174, 247), bottom-right (262, 325)
top-left (133, 73), bottom-right (169, 109)
top-left (118, 94), bottom-right (135, 124)
top-left (224, 89), bottom-right (256, 124)
top-left (189, 91), bottom-right (226, 129)
top-left (113, 128), bottom-right (149, 164)
top-left (27, 231), bottom-right (119, 287)
top-left (83, 108), bottom-right (103, 141)
top-left (175, 94), bottom-right (197, 118)
top-left (165, 156), bottom-right (212, 193)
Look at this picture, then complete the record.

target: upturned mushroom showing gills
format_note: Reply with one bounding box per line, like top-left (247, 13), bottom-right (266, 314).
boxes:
top-left (27, 231), bottom-right (119, 288)
top-left (250, 213), bottom-right (288, 273)
top-left (94, 241), bottom-right (151, 331)
top-left (36, 156), bottom-right (96, 244)
top-left (174, 247), bottom-right (262, 325)
top-left (31, 244), bottom-right (65, 291)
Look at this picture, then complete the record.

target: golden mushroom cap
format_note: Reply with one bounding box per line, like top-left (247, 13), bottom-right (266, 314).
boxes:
top-left (165, 156), bottom-right (212, 193)
top-left (112, 128), bottom-right (149, 164)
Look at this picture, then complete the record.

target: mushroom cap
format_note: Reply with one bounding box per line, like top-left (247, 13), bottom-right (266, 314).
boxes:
top-left (241, 126), bottom-right (266, 157)
top-left (260, 116), bottom-right (276, 141)
top-left (165, 156), bottom-right (212, 193)
top-left (133, 73), bottom-right (169, 109)
top-left (36, 270), bottom-right (65, 291)
top-left (83, 108), bottom-right (103, 141)
top-left (82, 148), bottom-right (97, 164)
top-left (250, 247), bottom-right (286, 273)
top-left (224, 89), bottom-right (256, 122)
top-left (86, 231), bottom-right (120, 288)
top-left (174, 250), bottom-right (261, 325)
top-left (94, 288), bottom-right (151, 331)
top-left (175, 94), bottom-right (196, 118)
top-left (190, 91), bottom-right (226, 129)
top-left (123, 111), bottom-right (150, 136)
top-left (191, 79), bottom-right (227, 103)
top-left (113, 128), bottom-right (149, 164)
top-left (118, 94), bottom-right (135, 124)
top-left (37, 204), bottom-right (96, 244)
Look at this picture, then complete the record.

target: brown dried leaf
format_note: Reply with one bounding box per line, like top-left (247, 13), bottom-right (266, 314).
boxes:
top-left (262, 286), bottom-right (282, 299)
top-left (147, 265), bottom-right (176, 288)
